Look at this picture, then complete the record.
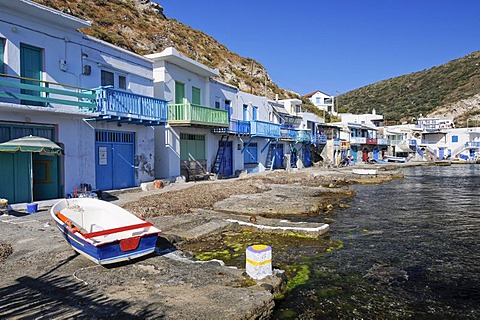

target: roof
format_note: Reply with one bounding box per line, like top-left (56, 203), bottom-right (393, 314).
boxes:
top-left (2, 0), bottom-right (91, 30)
top-left (303, 90), bottom-right (332, 98)
top-left (146, 47), bottom-right (219, 77)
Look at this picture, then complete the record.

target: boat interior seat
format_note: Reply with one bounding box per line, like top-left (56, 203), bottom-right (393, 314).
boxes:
top-left (89, 223), bottom-right (104, 233)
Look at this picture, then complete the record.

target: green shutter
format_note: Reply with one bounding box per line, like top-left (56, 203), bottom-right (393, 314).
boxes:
top-left (175, 81), bottom-right (185, 104)
top-left (20, 44), bottom-right (43, 106)
top-left (0, 39), bottom-right (4, 72)
top-left (192, 86), bottom-right (201, 105)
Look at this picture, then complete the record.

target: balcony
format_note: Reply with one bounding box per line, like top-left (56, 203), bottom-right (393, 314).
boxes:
top-left (313, 134), bottom-right (327, 144)
top-left (280, 126), bottom-right (298, 141)
top-left (296, 130), bottom-right (312, 143)
top-left (366, 138), bottom-right (378, 145)
top-left (0, 73), bottom-right (96, 110)
top-left (94, 87), bottom-right (168, 125)
top-left (250, 120), bottom-right (281, 138)
top-left (465, 141), bottom-right (480, 148)
top-left (213, 119), bottom-right (250, 135)
top-left (168, 103), bottom-right (228, 127)
top-left (350, 137), bottom-right (367, 144)
top-left (377, 138), bottom-right (389, 145)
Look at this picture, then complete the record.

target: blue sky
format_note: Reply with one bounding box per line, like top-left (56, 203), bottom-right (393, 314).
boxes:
top-left (158, 0), bottom-right (480, 96)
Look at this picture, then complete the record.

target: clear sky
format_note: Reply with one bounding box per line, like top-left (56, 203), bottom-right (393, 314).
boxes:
top-left (158, 0), bottom-right (480, 96)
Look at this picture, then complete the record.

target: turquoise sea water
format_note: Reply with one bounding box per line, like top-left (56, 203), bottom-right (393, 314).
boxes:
top-left (273, 165), bottom-right (480, 319)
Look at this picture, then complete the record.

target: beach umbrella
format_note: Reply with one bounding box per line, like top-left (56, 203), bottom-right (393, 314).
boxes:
top-left (0, 135), bottom-right (62, 155)
top-left (0, 135), bottom-right (63, 203)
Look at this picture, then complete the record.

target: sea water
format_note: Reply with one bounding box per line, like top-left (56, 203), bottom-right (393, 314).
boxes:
top-left (273, 165), bottom-right (480, 319)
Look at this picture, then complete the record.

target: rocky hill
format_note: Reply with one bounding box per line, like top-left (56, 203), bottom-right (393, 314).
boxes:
top-left (33, 1), bottom-right (480, 125)
top-left (337, 51), bottom-right (480, 126)
top-left (33, 0), bottom-right (306, 104)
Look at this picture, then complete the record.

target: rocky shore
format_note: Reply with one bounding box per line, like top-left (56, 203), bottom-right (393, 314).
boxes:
top-left (0, 164), bottom-right (406, 319)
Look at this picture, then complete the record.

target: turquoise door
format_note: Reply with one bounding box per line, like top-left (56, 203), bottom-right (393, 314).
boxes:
top-left (33, 153), bottom-right (60, 201)
top-left (0, 152), bottom-right (31, 203)
top-left (20, 44), bottom-right (43, 106)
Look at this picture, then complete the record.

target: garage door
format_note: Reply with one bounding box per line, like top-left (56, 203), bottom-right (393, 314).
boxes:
top-left (95, 130), bottom-right (135, 190)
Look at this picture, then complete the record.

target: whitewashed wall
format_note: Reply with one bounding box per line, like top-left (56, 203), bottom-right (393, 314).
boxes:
top-left (0, 1), bottom-right (159, 195)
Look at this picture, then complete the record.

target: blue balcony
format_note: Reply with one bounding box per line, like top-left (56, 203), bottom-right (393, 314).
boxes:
top-left (250, 120), bottom-right (281, 138)
top-left (280, 126), bottom-right (298, 141)
top-left (94, 87), bottom-right (168, 125)
top-left (213, 119), bottom-right (251, 134)
top-left (312, 134), bottom-right (327, 144)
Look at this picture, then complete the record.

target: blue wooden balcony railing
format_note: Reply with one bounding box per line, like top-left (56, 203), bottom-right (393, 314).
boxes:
top-left (0, 73), bottom-right (96, 110)
top-left (250, 120), bottom-right (281, 138)
top-left (168, 102), bottom-right (229, 127)
top-left (280, 126), bottom-right (298, 140)
top-left (213, 119), bottom-right (250, 134)
top-left (312, 134), bottom-right (327, 144)
top-left (95, 87), bottom-right (168, 123)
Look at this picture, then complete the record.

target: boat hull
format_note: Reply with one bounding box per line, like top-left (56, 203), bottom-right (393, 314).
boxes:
top-left (55, 221), bottom-right (158, 264)
top-left (51, 198), bottom-right (160, 265)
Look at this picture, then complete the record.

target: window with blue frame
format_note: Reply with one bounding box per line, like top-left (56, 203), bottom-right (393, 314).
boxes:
top-left (243, 104), bottom-right (248, 121)
top-left (244, 143), bottom-right (258, 164)
top-left (452, 135), bottom-right (458, 143)
top-left (252, 106), bottom-right (258, 121)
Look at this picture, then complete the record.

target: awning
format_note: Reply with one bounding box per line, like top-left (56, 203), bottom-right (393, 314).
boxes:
top-left (0, 135), bottom-right (63, 155)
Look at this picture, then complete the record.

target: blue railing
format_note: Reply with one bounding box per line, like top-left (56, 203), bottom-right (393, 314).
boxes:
top-left (280, 126), bottom-right (298, 140)
top-left (465, 141), bottom-right (480, 147)
top-left (313, 134), bottom-right (327, 144)
top-left (250, 120), bottom-right (281, 138)
top-left (96, 87), bottom-right (168, 122)
top-left (213, 119), bottom-right (251, 134)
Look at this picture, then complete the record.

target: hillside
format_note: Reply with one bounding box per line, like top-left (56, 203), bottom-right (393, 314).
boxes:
top-left (33, 0), bottom-right (325, 114)
top-left (337, 51), bottom-right (480, 126)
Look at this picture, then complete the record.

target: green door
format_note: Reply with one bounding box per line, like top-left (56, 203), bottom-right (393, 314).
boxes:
top-left (20, 44), bottom-right (43, 106)
top-left (0, 152), bottom-right (32, 203)
top-left (192, 86), bottom-right (201, 105)
top-left (175, 81), bottom-right (185, 104)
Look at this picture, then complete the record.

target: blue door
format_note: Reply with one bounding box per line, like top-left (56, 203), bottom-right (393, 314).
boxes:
top-left (351, 147), bottom-right (358, 163)
top-left (273, 144), bottom-right (284, 169)
top-left (304, 147), bottom-right (312, 167)
top-left (95, 131), bottom-right (135, 190)
top-left (220, 142), bottom-right (233, 176)
top-left (437, 148), bottom-right (446, 160)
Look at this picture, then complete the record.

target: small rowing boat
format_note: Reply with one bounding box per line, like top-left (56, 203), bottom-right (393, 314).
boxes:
top-left (51, 198), bottom-right (160, 265)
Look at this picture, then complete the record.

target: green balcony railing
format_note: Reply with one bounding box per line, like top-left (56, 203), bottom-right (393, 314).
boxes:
top-left (0, 73), bottom-right (96, 110)
top-left (168, 103), bottom-right (228, 127)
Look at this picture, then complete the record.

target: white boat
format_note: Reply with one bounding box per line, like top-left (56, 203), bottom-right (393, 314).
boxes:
top-left (352, 169), bottom-right (378, 175)
top-left (51, 198), bottom-right (161, 265)
top-left (383, 155), bottom-right (407, 163)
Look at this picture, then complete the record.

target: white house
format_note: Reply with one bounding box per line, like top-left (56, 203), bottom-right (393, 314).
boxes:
top-left (0, 0), bottom-right (167, 203)
top-left (147, 47), bottom-right (229, 180)
top-left (304, 90), bottom-right (335, 115)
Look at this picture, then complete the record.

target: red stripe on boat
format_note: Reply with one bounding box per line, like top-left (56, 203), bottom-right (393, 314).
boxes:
top-left (82, 222), bottom-right (154, 238)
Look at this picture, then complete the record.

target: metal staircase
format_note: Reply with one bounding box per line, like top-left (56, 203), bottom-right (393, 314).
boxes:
top-left (211, 135), bottom-right (229, 175)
